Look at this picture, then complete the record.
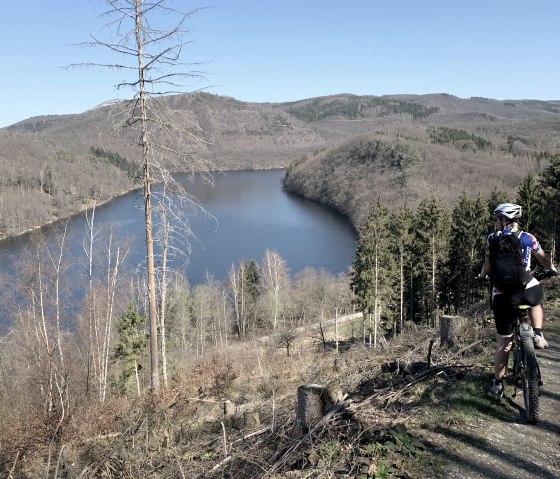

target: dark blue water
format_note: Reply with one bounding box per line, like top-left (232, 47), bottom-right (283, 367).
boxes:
top-left (0, 170), bottom-right (356, 288)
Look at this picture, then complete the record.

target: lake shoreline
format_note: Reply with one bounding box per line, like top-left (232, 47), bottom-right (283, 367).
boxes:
top-left (0, 167), bottom-right (294, 245)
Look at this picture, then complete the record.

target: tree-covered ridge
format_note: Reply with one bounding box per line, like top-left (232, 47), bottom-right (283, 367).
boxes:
top-left (90, 147), bottom-right (141, 182)
top-left (2, 92), bottom-right (560, 240)
top-left (283, 124), bottom-right (535, 227)
top-left (427, 126), bottom-right (492, 150)
top-left (286, 95), bottom-right (439, 122)
top-left (504, 99), bottom-right (560, 114)
top-left (0, 131), bottom-right (135, 238)
top-left (283, 135), bottom-right (417, 223)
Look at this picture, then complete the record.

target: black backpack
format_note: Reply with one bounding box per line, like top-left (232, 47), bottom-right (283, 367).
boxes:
top-left (488, 232), bottom-right (531, 293)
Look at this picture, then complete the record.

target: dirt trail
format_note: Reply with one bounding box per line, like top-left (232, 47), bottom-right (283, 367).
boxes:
top-left (429, 320), bottom-right (560, 479)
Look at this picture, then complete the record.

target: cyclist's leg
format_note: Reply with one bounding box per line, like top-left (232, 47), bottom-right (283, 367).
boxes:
top-left (523, 284), bottom-right (545, 327)
top-left (492, 293), bottom-right (515, 382)
top-left (495, 334), bottom-right (513, 380)
top-left (522, 285), bottom-right (547, 348)
top-left (530, 304), bottom-right (544, 329)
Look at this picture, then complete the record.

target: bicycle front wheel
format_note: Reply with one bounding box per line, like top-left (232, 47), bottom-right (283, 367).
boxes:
top-left (520, 336), bottom-right (540, 424)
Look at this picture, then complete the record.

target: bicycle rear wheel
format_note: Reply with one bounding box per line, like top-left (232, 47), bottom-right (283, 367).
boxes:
top-left (520, 336), bottom-right (540, 424)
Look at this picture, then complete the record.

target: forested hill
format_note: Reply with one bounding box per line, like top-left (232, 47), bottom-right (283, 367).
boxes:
top-left (282, 95), bottom-right (560, 227)
top-left (2, 92), bottom-right (560, 237)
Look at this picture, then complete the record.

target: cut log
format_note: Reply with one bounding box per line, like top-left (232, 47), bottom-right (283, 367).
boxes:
top-left (296, 384), bottom-right (344, 433)
top-left (243, 411), bottom-right (260, 430)
top-left (297, 384), bottom-right (325, 433)
top-left (440, 315), bottom-right (467, 347)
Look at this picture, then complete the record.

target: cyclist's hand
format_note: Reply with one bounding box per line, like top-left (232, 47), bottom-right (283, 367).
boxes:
top-left (476, 274), bottom-right (488, 282)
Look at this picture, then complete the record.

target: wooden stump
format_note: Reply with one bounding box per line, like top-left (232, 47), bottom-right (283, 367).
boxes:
top-left (440, 315), bottom-right (466, 347)
top-left (297, 384), bottom-right (325, 433)
top-left (243, 411), bottom-right (260, 430)
top-left (223, 400), bottom-right (235, 417)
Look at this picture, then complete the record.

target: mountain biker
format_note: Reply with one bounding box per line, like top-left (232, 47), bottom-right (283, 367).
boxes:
top-left (479, 203), bottom-right (557, 397)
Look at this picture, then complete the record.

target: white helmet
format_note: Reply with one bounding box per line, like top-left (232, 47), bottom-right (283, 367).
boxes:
top-left (493, 203), bottom-right (522, 220)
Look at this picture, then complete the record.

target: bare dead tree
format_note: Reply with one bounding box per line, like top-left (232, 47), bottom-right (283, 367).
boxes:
top-left (261, 249), bottom-right (288, 331)
top-left (70, 0), bottom-right (214, 390)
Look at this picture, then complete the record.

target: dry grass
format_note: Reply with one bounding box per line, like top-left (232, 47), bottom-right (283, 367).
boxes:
top-left (7, 277), bottom-right (560, 478)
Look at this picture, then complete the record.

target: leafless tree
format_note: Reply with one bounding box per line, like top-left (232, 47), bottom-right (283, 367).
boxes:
top-left (71, 0), bottom-right (214, 390)
top-left (260, 249), bottom-right (288, 330)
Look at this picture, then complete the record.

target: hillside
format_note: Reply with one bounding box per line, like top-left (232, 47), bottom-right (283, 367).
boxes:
top-left (7, 277), bottom-right (560, 478)
top-left (2, 92), bottom-right (560, 237)
top-left (281, 95), bottom-right (560, 227)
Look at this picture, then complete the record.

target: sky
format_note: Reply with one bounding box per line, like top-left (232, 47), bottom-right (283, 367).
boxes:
top-left (1, 0), bottom-right (559, 128)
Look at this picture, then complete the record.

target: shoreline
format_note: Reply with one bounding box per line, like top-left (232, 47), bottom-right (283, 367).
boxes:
top-left (0, 185), bottom-right (142, 244)
top-left (0, 167), bottom-right (292, 244)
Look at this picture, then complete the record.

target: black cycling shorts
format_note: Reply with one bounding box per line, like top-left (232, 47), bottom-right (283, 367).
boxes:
top-left (492, 284), bottom-right (544, 336)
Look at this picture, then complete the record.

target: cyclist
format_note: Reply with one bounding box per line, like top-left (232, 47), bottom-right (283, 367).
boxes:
top-left (479, 203), bottom-right (557, 397)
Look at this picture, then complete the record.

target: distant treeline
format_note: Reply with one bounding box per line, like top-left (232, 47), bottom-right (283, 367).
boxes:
top-left (286, 96), bottom-right (439, 122)
top-left (90, 147), bottom-right (141, 182)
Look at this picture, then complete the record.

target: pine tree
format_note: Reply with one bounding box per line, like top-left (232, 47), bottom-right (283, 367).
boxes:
top-left (536, 153), bottom-right (560, 262)
top-left (445, 193), bottom-right (488, 312)
top-left (349, 197), bottom-right (394, 345)
top-left (413, 196), bottom-right (450, 327)
top-left (114, 305), bottom-right (148, 396)
top-left (389, 204), bottom-right (414, 336)
top-left (517, 173), bottom-right (542, 233)
top-left (487, 188), bottom-right (510, 227)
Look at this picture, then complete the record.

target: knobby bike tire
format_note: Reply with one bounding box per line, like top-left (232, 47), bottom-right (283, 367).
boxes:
top-left (520, 336), bottom-right (540, 424)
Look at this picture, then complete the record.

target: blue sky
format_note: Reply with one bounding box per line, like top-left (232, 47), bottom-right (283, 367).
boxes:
top-left (1, 0), bottom-right (559, 127)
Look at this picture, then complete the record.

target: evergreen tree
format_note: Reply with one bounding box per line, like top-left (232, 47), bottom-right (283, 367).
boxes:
top-left (349, 197), bottom-right (394, 345)
top-left (487, 188), bottom-right (510, 229)
top-left (536, 153), bottom-right (560, 261)
top-left (113, 305), bottom-right (148, 396)
top-left (413, 196), bottom-right (450, 327)
top-left (517, 173), bottom-right (542, 233)
top-left (445, 193), bottom-right (488, 312)
top-left (242, 259), bottom-right (261, 301)
top-left (389, 204), bottom-right (414, 335)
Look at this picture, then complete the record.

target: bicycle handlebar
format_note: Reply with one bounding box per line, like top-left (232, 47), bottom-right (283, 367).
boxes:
top-left (532, 269), bottom-right (559, 281)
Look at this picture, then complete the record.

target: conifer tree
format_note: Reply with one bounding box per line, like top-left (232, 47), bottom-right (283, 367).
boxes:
top-left (389, 204), bottom-right (414, 335)
top-left (516, 174), bottom-right (541, 233)
top-left (487, 189), bottom-right (510, 228)
top-left (413, 196), bottom-right (450, 327)
top-left (114, 305), bottom-right (147, 396)
top-left (349, 197), bottom-right (394, 345)
top-left (536, 153), bottom-right (560, 261)
top-left (445, 193), bottom-right (488, 312)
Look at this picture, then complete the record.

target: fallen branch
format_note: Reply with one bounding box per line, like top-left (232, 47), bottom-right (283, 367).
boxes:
top-left (194, 456), bottom-right (232, 479)
top-left (452, 339), bottom-right (484, 358)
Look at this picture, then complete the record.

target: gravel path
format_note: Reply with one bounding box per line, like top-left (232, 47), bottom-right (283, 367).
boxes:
top-left (429, 319), bottom-right (560, 479)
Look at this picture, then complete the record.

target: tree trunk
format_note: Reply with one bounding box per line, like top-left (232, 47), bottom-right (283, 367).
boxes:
top-left (135, 0), bottom-right (160, 391)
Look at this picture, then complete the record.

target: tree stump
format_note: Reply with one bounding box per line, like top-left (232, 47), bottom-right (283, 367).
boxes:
top-left (223, 400), bottom-right (235, 417)
top-left (297, 384), bottom-right (325, 433)
top-left (440, 315), bottom-right (466, 347)
top-left (243, 411), bottom-right (260, 430)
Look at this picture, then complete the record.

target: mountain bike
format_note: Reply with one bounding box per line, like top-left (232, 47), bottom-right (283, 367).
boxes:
top-left (509, 269), bottom-right (557, 424)
top-left (510, 304), bottom-right (540, 424)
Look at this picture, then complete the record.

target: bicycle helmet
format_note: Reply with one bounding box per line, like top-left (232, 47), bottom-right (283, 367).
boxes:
top-left (492, 203), bottom-right (522, 220)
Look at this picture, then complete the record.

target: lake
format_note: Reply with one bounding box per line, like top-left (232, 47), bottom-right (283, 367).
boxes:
top-left (0, 169), bottom-right (356, 290)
